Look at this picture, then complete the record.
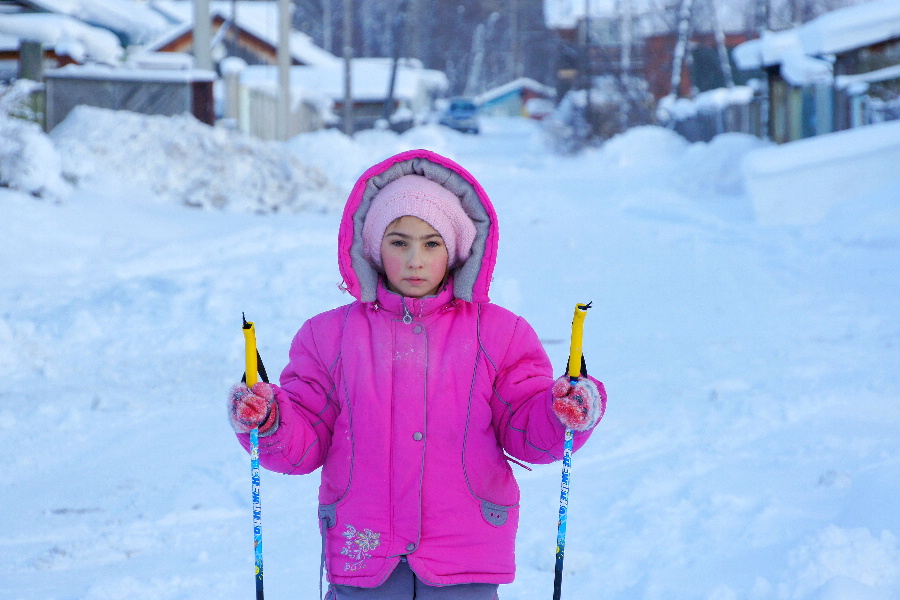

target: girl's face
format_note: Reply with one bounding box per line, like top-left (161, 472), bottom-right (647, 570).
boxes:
top-left (380, 216), bottom-right (449, 298)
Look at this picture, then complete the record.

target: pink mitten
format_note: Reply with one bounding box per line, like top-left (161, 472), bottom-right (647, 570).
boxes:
top-left (551, 375), bottom-right (605, 431)
top-left (228, 382), bottom-right (279, 436)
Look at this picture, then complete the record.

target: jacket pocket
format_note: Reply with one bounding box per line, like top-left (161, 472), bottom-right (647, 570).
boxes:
top-left (481, 500), bottom-right (508, 527)
top-left (318, 502), bottom-right (337, 531)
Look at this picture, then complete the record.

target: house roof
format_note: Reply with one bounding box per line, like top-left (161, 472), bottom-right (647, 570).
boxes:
top-left (543, 0), bottom-right (749, 35)
top-left (799, 0), bottom-right (900, 55)
top-left (239, 58), bottom-right (448, 103)
top-left (734, 0), bottom-right (900, 70)
top-left (45, 62), bottom-right (215, 82)
top-left (0, 13), bottom-right (123, 64)
top-left (147, 0), bottom-right (339, 67)
top-left (475, 77), bottom-right (555, 105)
top-left (12, 0), bottom-right (170, 45)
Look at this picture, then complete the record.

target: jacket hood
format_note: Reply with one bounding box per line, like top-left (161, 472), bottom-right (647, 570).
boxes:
top-left (338, 149), bottom-right (499, 303)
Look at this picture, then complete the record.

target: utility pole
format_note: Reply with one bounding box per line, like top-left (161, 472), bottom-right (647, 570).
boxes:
top-left (756, 0), bottom-right (770, 140)
top-left (410, 0), bottom-right (421, 64)
top-left (756, 0), bottom-right (769, 33)
top-left (383, 0), bottom-right (409, 122)
top-left (323, 0), bottom-right (333, 54)
top-left (343, 0), bottom-right (354, 135)
top-left (619, 0), bottom-right (632, 75)
top-left (510, 0), bottom-right (521, 80)
top-left (277, 0), bottom-right (291, 140)
top-left (193, 0), bottom-right (212, 70)
top-left (583, 0), bottom-right (592, 122)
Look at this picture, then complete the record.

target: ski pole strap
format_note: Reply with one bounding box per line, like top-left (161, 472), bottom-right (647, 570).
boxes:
top-left (241, 349), bottom-right (270, 385)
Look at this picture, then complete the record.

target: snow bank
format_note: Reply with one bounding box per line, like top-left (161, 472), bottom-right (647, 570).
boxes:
top-left (788, 526), bottom-right (900, 599)
top-left (285, 124), bottom-right (462, 192)
top-left (742, 119), bottom-right (900, 225)
top-left (50, 106), bottom-right (339, 212)
top-left (596, 126), bottom-right (765, 218)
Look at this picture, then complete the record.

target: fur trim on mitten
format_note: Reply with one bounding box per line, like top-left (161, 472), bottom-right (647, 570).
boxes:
top-left (551, 375), bottom-right (605, 431)
top-left (228, 382), bottom-right (279, 437)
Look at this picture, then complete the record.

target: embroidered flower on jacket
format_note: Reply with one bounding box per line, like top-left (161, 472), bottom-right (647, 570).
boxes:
top-left (340, 524), bottom-right (381, 571)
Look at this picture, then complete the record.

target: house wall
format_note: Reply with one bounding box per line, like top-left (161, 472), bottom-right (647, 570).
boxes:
top-left (44, 72), bottom-right (215, 130)
top-left (764, 34), bottom-right (900, 143)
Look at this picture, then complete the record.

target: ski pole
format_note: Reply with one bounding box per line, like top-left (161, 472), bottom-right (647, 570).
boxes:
top-left (242, 313), bottom-right (265, 600)
top-left (553, 302), bottom-right (592, 600)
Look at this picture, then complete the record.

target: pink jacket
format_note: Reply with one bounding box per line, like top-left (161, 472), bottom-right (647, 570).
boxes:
top-left (236, 149), bottom-right (602, 587)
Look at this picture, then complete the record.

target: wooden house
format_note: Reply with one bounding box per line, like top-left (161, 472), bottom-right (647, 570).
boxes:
top-left (145, 2), bottom-right (339, 69)
top-left (734, 0), bottom-right (900, 143)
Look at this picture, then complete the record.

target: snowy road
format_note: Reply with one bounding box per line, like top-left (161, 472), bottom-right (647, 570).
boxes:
top-left (1, 113), bottom-right (898, 600)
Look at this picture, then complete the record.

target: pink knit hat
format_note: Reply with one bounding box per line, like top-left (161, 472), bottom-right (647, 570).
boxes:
top-left (362, 175), bottom-right (477, 269)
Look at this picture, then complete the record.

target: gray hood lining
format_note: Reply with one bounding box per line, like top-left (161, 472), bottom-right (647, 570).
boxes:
top-left (349, 157), bottom-right (491, 302)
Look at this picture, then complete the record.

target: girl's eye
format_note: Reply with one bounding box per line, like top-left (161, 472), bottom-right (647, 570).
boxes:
top-left (390, 240), bottom-right (407, 247)
top-left (425, 241), bottom-right (441, 248)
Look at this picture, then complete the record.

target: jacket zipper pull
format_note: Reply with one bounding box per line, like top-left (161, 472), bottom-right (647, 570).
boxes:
top-left (401, 300), bottom-right (413, 325)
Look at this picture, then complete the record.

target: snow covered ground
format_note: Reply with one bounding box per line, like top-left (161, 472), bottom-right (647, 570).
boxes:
top-left (1, 111), bottom-right (898, 600)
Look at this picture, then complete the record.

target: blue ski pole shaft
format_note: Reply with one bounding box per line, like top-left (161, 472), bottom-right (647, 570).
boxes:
top-left (553, 302), bottom-right (591, 600)
top-left (553, 429), bottom-right (574, 600)
top-left (251, 428), bottom-right (264, 600)
top-left (243, 314), bottom-right (265, 600)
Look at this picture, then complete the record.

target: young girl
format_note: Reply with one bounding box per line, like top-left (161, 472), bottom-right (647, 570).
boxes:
top-left (229, 149), bottom-right (606, 599)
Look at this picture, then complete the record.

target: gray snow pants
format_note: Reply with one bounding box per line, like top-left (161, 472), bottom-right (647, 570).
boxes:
top-left (325, 558), bottom-right (500, 599)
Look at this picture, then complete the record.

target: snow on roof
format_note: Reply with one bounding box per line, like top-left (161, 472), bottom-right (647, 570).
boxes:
top-left (475, 77), bottom-right (555, 105)
top-left (22, 0), bottom-right (170, 45)
top-left (735, 0), bottom-right (900, 70)
top-left (45, 62), bottom-right (215, 82)
top-left (798, 0), bottom-right (900, 56)
top-left (836, 62), bottom-right (900, 89)
top-left (149, 0), bottom-right (339, 67)
top-left (240, 58), bottom-right (448, 103)
top-left (543, 0), bottom-right (748, 33)
top-left (733, 29), bottom-right (798, 70)
top-left (0, 13), bottom-right (123, 64)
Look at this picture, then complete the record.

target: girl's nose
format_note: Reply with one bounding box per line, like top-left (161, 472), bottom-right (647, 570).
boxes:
top-left (406, 248), bottom-right (424, 268)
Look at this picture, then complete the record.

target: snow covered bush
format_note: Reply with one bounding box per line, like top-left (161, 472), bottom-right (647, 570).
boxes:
top-left (0, 78), bottom-right (43, 123)
top-left (543, 75), bottom-right (655, 154)
top-left (0, 81), bottom-right (71, 200)
top-left (0, 115), bottom-right (71, 200)
top-left (541, 90), bottom-right (592, 154)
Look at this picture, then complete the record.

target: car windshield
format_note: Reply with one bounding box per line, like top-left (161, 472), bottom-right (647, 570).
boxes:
top-left (450, 101), bottom-right (476, 112)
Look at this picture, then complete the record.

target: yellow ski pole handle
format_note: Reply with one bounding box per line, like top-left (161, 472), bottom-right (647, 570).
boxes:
top-left (567, 302), bottom-right (592, 381)
top-left (242, 313), bottom-right (258, 387)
